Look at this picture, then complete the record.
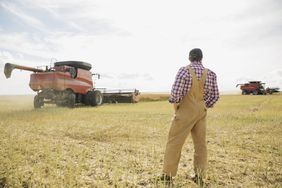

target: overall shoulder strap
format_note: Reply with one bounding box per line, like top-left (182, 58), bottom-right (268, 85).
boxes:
top-left (200, 69), bottom-right (208, 82)
top-left (187, 66), bottom-right (197, 80)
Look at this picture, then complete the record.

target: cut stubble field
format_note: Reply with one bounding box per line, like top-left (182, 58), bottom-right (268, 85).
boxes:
top-left (0, 94), bottom-right (281, 187)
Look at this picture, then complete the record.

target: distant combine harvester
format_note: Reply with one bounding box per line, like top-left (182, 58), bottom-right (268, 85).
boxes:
top-left (236, 81), bottom-right (279, 95)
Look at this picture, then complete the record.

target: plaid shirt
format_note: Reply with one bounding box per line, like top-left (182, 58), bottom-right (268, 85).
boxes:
top-left (169, 62), bottom-right (219, 108)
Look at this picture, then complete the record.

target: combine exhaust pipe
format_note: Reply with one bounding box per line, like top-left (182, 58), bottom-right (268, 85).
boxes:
top-left (4, 63), bottom-right (44, 78)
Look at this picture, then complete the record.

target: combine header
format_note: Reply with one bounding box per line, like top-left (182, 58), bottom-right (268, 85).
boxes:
top-left (236, 81), bottom-right (280, 95)
top-left (99, 89), bottom-right (140, 103)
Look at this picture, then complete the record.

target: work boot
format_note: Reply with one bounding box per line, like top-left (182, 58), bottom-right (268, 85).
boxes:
top-left (157, 174), bottom-right (173, 186)
top-left (192, 175), bottom-right (204, 187)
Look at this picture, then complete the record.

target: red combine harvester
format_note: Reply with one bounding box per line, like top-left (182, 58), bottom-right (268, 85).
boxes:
top-left (4, 61), bottom-right (103, 108)
top-left (236, 81), bottom-right (280, 95)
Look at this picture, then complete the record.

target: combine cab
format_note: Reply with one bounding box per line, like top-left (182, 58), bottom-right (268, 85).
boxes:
top-left (236, 81), bottom-right (280, 95)
top-left (4, 61), bottom-right (103, 108)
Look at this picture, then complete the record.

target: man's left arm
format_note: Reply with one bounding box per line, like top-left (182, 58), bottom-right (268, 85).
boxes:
top-left (206, 73), bottom-right (220, 108)
top-left (169, 67), bottom-right (187, 110)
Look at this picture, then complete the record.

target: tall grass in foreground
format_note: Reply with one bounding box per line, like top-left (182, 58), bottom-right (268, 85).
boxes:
top-left (0, 94), bottom-right (281, 187)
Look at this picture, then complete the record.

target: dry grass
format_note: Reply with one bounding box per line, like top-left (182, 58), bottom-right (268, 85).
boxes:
top-left (139, 93), bottom-right (169, 102)
top-left (0, 94), bottom-right (281, 187)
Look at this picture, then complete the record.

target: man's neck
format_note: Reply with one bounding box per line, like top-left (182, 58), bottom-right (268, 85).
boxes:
top-left (191, 61), bottom-right (202, 65)
top-left (189, 61), bottom-right (204, 68)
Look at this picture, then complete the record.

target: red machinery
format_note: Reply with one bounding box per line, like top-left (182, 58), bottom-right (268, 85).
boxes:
top-left (4, 61), bottom-right (103, 108)
top-left (236, 81), bottom-right (280, 95)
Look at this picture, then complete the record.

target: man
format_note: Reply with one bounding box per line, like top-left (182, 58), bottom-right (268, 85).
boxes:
top-left (161, 48), bottom-right (219, 185)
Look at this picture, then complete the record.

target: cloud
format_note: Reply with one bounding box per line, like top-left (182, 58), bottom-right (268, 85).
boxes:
top-left (178, 0), bottom-right (282, 50)
top-left (100, 73), bottom-right (115, 79)
top-left (1, 0), bottom-right (127, 36)
top-left (0, 50), bottom-right (15, 62)
top-left (225, 0), bottom-right (282, 47)
top-left (0, 0), bottom-right (131, 65)
top-left (0, 1), bottom-right (46, 32)
top-left (118, 73), bottom-right (153, 80)
top-left (0, 32), bottom-right (56, 61)
top-left (0, 62), bottom-right (4, 70)
top-left (263, 69), bottom-right (282, 88)
top-left (40, 4), bottom-right (119, 34)
top-left (98, 72), bottom-right (154, 80)
top-left (118, 73), bottom-right (140, 79)
top-left (26, 0), bottom-right (127, 35)
top-left (235, 77), bottom-right (253, 84)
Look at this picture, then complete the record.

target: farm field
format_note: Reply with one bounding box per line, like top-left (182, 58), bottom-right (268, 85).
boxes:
top-left (0, 94), bottom-right (281, 187)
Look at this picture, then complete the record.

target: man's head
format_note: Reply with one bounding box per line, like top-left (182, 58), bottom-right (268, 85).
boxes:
top-left (189, 48), bottom-right (203, 62)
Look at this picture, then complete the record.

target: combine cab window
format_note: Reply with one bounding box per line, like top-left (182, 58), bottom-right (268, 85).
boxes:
top-left (69, 67), bottom-right (77, 78)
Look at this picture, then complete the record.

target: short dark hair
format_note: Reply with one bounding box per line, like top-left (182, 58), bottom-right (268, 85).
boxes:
top-left (189, 48), bottom-right (203, 62)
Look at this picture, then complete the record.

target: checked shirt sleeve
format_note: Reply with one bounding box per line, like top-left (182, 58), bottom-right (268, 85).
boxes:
top-left (169, 67), bottom-right (189, 103)
top-left (204, 71), bottom-right (220, 108)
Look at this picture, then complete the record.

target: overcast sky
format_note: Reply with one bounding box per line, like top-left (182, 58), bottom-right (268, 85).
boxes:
top-left (0, 0), bottom-right (281, 95)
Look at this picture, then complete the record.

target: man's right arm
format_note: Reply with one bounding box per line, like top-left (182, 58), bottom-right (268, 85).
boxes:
top-left (169, 67), bottom-right (188, 106)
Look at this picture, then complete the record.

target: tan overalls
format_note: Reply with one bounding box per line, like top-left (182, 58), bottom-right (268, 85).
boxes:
top-left (163, 66), bottom-right (208, 177)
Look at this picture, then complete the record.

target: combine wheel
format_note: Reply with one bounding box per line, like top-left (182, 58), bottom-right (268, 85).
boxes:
top-left (93, 90), bottom-right (103, 106)
top-left (86, 90), bottom-right (103, 106)
top-left (34, 95), bottom-right (44, 109)
top-left (55, 102), bottom-right (64, 107)
top-left (252, 90), bottom-right (258, 95)
top-left (242, 90), bottom-right (247, 95)
top-left (64, 90), bottom-right (76, 108)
